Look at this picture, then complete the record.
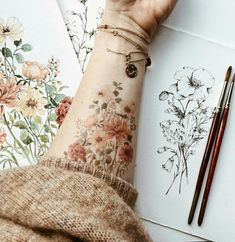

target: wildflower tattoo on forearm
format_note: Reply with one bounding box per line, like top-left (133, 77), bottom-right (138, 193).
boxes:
top-left (65, 81), bottom-right (137, 178)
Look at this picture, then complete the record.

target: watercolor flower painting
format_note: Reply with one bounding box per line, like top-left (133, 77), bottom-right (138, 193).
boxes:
top-left (157, 67), bottom-right (215, 194)
top-left (0, 17), bottom-right (24, 44)
top-left (0, 17), bottom-right (71, 169)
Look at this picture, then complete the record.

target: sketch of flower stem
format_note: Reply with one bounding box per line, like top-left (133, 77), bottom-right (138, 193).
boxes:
top-left (157, 67), bottom-right (215, 195)
top-left (65, 0), bottom-right (103, 72)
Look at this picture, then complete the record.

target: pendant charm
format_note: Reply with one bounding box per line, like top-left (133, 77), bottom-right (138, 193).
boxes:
top-left (146, 57), bottom-right (151, 67)
top-left (126, 63), bottom-right (138, 78)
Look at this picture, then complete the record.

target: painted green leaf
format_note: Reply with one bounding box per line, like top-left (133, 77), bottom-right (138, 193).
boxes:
top-left (48, 113), bottom-right (56, 121)
top-left (2, 47), bottom-right (12, 58)
top-left (30, 122), bottom-right (39, 130)
top-left (20, 130), bottom-right (33, 145)
top-left (14, 120), bottom-right (27, 129)
top-left (39, 135), bottom-right (49, 143)
top-left (50, 97), bottom-right (58, 107)
top-left (15, 53), bottom-right (24, 63)
top-left (34, 116), bottom-right (42, 124)
top-left (44, 125), bottom-right (51, 133)
top-left (21, 43), bottom-right (33, 52)
top-left (45, 84), bottom-right (56, 96)
top-left (51, 124), bottom-right (58, 129)
top-left (22, 146), bottom-right (30, 158)
top-left (58, 86), bottom-right (69, 92)
top-left (54, 94), bottom-right (66, 102)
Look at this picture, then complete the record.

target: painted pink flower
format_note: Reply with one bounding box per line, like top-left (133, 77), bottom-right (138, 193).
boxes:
top-left (0, 75), bottom-right (22, 115)
top-left (118, 142), bottom-right (133, 164)
top-left (67, 141), bottom-right (86, 161)
top-left (55, 96), bottom-right (73, 125)
top-left (0, 127), bottom-right (6, 146)
top-left (103, 116), bottom-right (129, 143)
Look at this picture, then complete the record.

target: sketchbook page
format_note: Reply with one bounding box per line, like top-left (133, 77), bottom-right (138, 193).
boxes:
top-left (135, 26), bottom-right (235, 242)
top-left (142, 220), bottom-right (209, 242)
top-left (0, 0), bottom-right (81, 169)
top-left (57, 0), bottom-right (105, 73)
top-left (164, 0), bottom-right (235, 49)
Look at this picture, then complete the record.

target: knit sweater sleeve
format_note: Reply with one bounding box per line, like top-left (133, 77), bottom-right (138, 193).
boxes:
top-left (0, 156), bottom-right (152, 242)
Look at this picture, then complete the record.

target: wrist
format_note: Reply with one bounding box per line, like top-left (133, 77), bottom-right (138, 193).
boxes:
top-left (99, 10), bottom-right (151, 52)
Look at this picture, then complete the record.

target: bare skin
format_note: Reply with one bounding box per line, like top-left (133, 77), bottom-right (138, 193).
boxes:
top-left (47, 0), bottom-right (177, 182)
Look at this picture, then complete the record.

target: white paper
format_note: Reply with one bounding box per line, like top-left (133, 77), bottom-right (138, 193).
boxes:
top-left (164, 0), bottom-right (235, 49)
top-left (0, 0), bottom-right (81, 168)
top-left (135, 26), bottom-right (235, 242)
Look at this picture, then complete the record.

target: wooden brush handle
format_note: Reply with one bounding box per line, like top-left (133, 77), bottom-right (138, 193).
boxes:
top-left (196, 111), bottom-right (221, 190)
top-left (188, 111), bottom-right (221, 224)
top-left (198, 107), bottom-right (229, 225)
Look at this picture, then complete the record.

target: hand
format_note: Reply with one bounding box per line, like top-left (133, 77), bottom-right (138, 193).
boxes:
top-left (104, 0), bottom-right (177, 37)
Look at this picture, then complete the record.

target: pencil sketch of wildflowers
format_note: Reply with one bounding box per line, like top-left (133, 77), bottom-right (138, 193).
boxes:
top-left (157, 67), bottom-right (215, 194)
top-left (65, 0), bottom-right (104, 72)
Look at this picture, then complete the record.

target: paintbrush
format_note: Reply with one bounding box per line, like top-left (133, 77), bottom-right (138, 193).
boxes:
top-left (188, 66), bottom-right (232, 224)
top-left (198, 73), bottom-right (235, 226)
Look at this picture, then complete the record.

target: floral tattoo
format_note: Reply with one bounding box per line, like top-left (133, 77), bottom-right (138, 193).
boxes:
top-left (157, 67), bottom-right (215, 194)
top-left (65, 81), bottom-right (136, 178)
top-left (0, 17), bottom-right (72, 168)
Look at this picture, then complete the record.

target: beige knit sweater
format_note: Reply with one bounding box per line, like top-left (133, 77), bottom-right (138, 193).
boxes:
top-left (0, 157), bottom-right (152, 241)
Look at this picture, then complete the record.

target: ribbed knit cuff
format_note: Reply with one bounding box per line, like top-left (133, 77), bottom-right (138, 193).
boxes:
top-left (39, 157), bottom-right (138, 208)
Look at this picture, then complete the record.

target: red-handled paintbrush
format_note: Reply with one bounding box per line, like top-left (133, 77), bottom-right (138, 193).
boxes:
top-left (188, 66), bottom-right (232, 224)
top-left (198, 73), bottom-right (235, 225)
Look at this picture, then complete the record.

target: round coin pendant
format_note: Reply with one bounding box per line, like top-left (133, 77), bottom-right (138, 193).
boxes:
top-left (126, 63), bottom-right (138, 78)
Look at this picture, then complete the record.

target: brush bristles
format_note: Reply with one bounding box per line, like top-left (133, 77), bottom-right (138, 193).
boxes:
top-left (232, 73), bottom-right (235, 82)
top-left (225, 66), bottom-right (232, 82)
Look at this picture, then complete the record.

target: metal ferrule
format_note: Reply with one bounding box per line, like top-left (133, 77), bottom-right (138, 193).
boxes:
top-left (217, 81), bottom-right (229, 108)
top-left (214, 106), bottom-right (222, 113)
top-left (225, 81), bottom-right (235, 107)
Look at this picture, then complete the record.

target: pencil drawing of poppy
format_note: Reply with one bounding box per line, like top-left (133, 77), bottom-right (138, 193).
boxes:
top-left (172, 67), bottom-right (214, 100)
top-left (0, 17), bottom-right (24, 44)
top-left (158, 66), bottom-right (215, 194)
top-left (119, 142), bottom-right (133, 164)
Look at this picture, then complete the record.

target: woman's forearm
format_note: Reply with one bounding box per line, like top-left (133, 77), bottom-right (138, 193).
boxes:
top-left (47, 12), bottom-right (150, 183)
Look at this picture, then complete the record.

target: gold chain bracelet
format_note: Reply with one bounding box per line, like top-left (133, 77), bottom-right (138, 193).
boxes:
top-left (97, 24), bottom-right (151, 45)
top-left (107, 48), bottom-right (151, 78)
